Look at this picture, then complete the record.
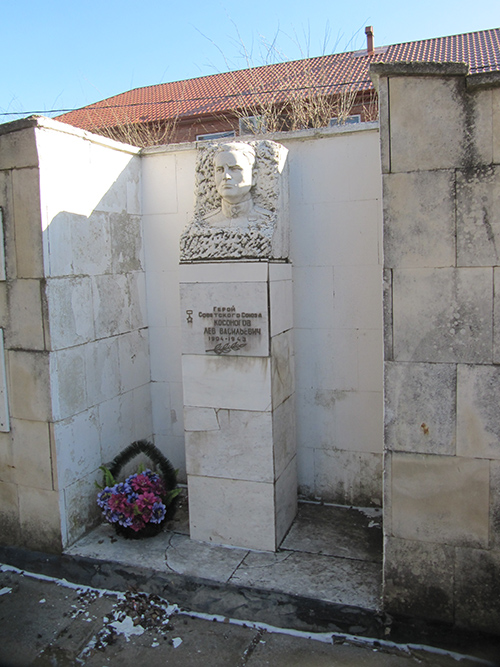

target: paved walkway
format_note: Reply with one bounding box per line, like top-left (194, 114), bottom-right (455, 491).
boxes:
top-left (0, 566), bottom-right (494, 666)
top-left (0, 499), bottom-right (498, 665)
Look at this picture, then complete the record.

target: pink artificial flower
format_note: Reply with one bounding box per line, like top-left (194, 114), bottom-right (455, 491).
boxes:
top-left (130, 473), bottom-right (154, 493)
top-left (108, 493), bottom-right (130, 513)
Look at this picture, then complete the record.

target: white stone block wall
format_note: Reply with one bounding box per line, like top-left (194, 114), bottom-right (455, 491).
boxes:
top-left (36, 122), bottom-right (152, 547)
top-left (0, 118), bottom-right (384, 551)
top-left (142, 145), bottom-right (196, 475)
top-left (372, 62), bottom-right (500, 633)
top-left (142, 125), bottom-right (384, 506)
top-left (281, 128), bottom-right (383, 506)
top-left (0, 121), bottom-right (58, 551)
top-left (0, 118), bottom-right (152, 550)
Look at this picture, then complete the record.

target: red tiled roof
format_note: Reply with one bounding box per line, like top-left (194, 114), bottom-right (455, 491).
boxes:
top-left (57, 28), bottom-right (500, 131)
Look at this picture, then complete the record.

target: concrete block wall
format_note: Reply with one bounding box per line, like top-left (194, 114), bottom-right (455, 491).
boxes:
top-left (143, 124), bottom-right (384, 506)
top-left (0, 118), bottom-right (152, 551)
top-left (372, 62), bottom-right (500, 633)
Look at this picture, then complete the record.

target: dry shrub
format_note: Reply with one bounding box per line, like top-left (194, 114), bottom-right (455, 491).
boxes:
top-left (361, 90), bottom-right (379, 122)
top-left (89, 116), bottom-right (179, 147)
top-left (80, 82), bottom-right (187, 147)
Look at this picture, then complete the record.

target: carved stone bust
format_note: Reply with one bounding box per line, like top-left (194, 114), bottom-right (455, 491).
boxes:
top-left (180, 139), bottom-right (288, 261)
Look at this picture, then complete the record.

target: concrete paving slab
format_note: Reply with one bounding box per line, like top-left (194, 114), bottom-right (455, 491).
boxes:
top-left (165, 532), bottom-right (249, 582)
top-left (245, 632), bottom-right (486, 667)
top-left (68, 499), bottom-right (384, 613)
top-left (83, 614), bottom-right (258, 667)
top-left (0, 570), bottom-right (115, 666)
top-left (282, 502), bottom-right (383, 562)
top-left (66, 523), bottom-right (170, 570)
top-left (230, 549), bottom-right (382, 610)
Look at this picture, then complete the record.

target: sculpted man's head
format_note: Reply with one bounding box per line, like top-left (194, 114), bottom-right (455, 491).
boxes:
top-left (214, 142), bottom-right (256, 205)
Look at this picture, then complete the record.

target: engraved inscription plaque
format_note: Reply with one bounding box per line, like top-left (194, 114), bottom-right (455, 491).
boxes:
top-left (180, 281), bottom-right (269, 357)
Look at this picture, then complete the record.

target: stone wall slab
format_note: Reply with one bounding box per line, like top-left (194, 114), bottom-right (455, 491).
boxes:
top-left (182, 354), bottom-right (271, 411)
top-left (0, 127), bottom-right (38, 170)
top-left (457, 364), bottom-right (500, 459)
top-left (85, 337), bottom-right (120, 405)
top-left (389, 76), bottom-right (465, 172)
top-left (383, 536), bottom-right (454, 622)
top-left (11, 419), bottom-right (52, 491)
top-left (383, 170), bottom-right (456, 268)
top-left (45, 277), bottom-right (94, 350)
top-left (391, 453), bottom-right (489, 547)
top-left (491, 460), bottom-right (500, 549)
top-left (185, 408), bottom-right (274, 482)
top-left (470, 88), bottom-right (495, 165)
top-left (7, 279), bottom-right (45, 350)
top-left (18, 486), bottom-right (61, 552)
top-left (0, 480), bottom-right (20, 545)
top-left (70, 211), bottom-right (112, 276)
top-left (275, 455), bottom-right (298, 545)
top-left (91, 274), bottom-right (130, 338)
top-left (0, 431), bottom-right (14, 484)
top-left (117, 329), bottom-right (150, 393)
top-left (492, 87), bottom-right (500, 164)
top-left (393, 268), bottom-right (493, 363)
top-left (8, 350), bottom-right (51, 422)
top-left (0, 171), bottom-right (16, 280)
top-left (385, 361), bottom-right (456, 455)
top-left (457, 165), bottom-right (500, 266)
top-left (271, 330), bottom-right (294, 409)
top-left (52, 408), bottom-right (101, 489)
top-left (272, 395), bottom-right (296, 480)
top-left (493, 267), bottom-right (500, 364)
top-left (12, 168), bottom-right (43, 279)
top-left (50, 347), bottom-right (87, 421)
top-left (455, 547), bottom-right (500, 634)
top-left (188, 474), bottom-right (276, 551)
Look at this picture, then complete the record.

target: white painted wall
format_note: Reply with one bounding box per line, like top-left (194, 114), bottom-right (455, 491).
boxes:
top-left (142, 125), bottom-right (383, 506)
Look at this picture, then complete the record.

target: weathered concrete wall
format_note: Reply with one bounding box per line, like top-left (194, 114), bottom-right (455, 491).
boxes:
top-left (0, 118), bottom-right (152, 551)
top-left (142, 125), bottom-right (384, 506)
top-left (372, 62), bottom-right (500, 633)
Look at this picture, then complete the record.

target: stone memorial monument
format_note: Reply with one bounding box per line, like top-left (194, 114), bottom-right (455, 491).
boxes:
top-left (179, 140), bottom-right (296, 551)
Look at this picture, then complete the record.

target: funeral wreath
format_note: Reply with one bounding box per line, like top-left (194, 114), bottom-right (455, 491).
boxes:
top-left (97, 440), bottom-right (179, 538)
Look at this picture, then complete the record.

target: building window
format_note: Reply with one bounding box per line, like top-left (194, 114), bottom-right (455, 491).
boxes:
top-left (196, 130), bottom-right (236, 141)
top-left (329, 115), bottom-right (361, 127)
top-left (239, 116), bottom-right (267, 135)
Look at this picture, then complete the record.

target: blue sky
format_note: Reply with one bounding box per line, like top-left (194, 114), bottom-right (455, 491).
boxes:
top-left (1, 0), bottom-right (498, 121)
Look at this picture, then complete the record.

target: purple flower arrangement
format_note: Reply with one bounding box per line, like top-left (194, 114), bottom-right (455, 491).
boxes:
top-left (97, 469), bottom-right (169, 533)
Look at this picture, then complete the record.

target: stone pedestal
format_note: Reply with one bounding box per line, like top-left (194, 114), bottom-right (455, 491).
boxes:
top-left (180, 261), bottom-right (296, 551)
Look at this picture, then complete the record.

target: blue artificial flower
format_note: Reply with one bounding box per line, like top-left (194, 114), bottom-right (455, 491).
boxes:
top-left (103, 509), bottom-right (119, 523)
top-left (117, 512), bottom-right (133, 527)
top-left (150, 502), bottom-right (166, 524)
top-left (97, 487), bottom-right (114, 509)
top-left (114, 482), bottom-right (132, 495)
